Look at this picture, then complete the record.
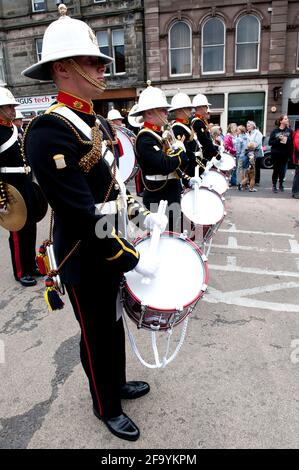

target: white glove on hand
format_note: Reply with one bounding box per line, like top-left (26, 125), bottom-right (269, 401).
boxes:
top-left (144, 212), bottom-right (168, 232)
top-left (189, 176), bottom-right (202, 189)
top-left (173, 140), bottom-right (186, 152)
top-left (134, 253), bottom-right (159, 278)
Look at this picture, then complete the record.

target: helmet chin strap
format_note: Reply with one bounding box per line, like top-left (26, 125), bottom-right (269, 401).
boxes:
top-left (67, 59), bottom-right (107, 93)
top-left (153, 108), bottom-right (168, 127)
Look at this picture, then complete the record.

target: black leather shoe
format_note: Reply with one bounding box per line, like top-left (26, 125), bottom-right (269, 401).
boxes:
top-left (120, 381), bottom-right (150, 399)
top-left (93, 407), bottom-right (140, 441)
top-left (17, 275), bottom-right (37, 287)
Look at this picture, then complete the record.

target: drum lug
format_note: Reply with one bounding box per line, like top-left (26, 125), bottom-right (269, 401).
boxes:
top-left (179, 230), bottom-right (188, 240)
top-left (138, 303), bottom-right (147, 329)
top-left (168, 307), bottom-right (183, 329)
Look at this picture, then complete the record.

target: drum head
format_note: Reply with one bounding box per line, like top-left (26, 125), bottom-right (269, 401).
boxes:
top-left (181, 187), bottom-right (224, 225)
top-left (125, 234), bottom-right (207, 310)
top-left (116, 127), bottom-right (137, 183)
top-left (213, 152), bottom-right (236, 171)
top-left (201, 169), bottom-right (228, 195)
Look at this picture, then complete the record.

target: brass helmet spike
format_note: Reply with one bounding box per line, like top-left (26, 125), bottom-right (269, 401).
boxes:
top-left (58, 3), bottom-right (68, 18)
top-left (146, 80), bottom-right (152, 87)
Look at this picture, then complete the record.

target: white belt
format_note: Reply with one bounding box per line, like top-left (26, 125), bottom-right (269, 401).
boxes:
top-left (0, 166), bottom-right (31, 174)
top-left (95, 200), bottom-right (118, 215)
top-left (146, 172), bottom-right (177, 181)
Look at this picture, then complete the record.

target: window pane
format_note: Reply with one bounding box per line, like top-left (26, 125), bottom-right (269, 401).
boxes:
top-left (203, 46), bottom-right (224, 72)
top-left (236, 43), bottom-right (258, 70)
top-left (237, 15), bottom-right (259, 43)
top-left (203, 19), bottom-right (224, 46)
top-left (228, 92), bottom-right (265, 132)
top-left (206, 94), bottom-right (224, 108)
top-left (170, 22), bottom-right (190, 48)
top-left (36, 38), bottom-right (43, 61)
top-left (114, 45), bottom-right (125, 73)
top-left (32, 0), bottom-right (45, 11)
top-left (112, 30), bottom-right (124, 46)
top-left (170, 49), bottom-right (191, 74)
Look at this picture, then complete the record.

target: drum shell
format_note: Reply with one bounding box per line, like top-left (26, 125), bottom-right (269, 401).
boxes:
top-left (122, 232), bottom-right (208, 331)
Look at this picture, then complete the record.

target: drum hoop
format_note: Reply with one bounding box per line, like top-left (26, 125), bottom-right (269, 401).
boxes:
top-left (116, 127), bottom-right (137, 182)
top-left (124, 231), bottom-right (208, 311)
top-left (181, 187), bottom-right (226, 225)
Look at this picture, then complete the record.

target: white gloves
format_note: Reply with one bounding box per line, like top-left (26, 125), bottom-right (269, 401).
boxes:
top-left (189, 176), bottom-right (202, 189)
top-left (134, 253), bottom-right (159, 278)
top-left (144, 212), bottom-right (168, 232)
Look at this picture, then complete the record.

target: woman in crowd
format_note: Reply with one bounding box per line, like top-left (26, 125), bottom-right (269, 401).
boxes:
top-left (269, 115), bottom-right (293, 193)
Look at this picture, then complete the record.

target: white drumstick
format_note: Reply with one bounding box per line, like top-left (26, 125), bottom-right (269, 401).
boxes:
top-left (141, 199), bottom-right (167, 284)
top-left (193, 166), bottom-right (200, 215)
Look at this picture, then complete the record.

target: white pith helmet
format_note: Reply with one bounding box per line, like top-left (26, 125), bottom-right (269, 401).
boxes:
top-left (107, 108), bottom-right (123, 120)
top-left (130, 81), bottom-right (170, 116)
top-left (169, 91), bottom-right (192, 111)
top-left (22, 5), bottom-right (113, 81)
top-left (0, 87), bottom-right (20, 107)
top-left (14, 109), bottom-right (24, 119)
top-left (128, 104), bottom-right (143, 127)
top-left (192, 93), bottom-right (211, 108)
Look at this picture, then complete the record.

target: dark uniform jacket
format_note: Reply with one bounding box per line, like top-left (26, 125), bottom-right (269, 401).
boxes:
top-left (172, 119), bottom-right (205, 177)
top-left (269, 126), bottom-right (293, 162)
top-left (135, 125), bottom-right (189, 208)
top-left (191, 115), bottom-right (219, 161)
top-left (25, 100), bottom-right (147, 284)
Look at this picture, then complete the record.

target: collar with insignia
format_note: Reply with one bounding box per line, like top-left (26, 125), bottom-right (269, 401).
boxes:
top-left (195, 113), bottom-right (209, 127)
top-left (57, 90), bottom-right (94, 114)
top-left (175, 118), bottom-right (189, 125)
top-left (144, 121), bottom-right (161, 132)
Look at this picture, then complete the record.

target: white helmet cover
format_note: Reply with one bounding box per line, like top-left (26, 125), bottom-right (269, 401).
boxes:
top-left (192, 93), bottom-right (211, 108)
top-left (0, 87), bottom-right (20, 107)
top-left (107, 109), bottom-right (123, 120)
top-left (169, 92), bottom-right (192, 111)
top-left (22, 16), bottom-right (113, 81)
top-left (130, 85), bottom-right (170, 116)
top-left (14, 109), bottom-right (24, 119)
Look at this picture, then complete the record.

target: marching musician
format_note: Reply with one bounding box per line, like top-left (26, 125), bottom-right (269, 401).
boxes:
top-left (0, 87), bottom-right (40, 287)
top-left (170, 91), bottom-right (206, 178)
top-left (132, 83), bottom-right (192, 232)
top-left (107, 108), bottom-right (125, 128)
top-left (22, 6), bottom-right (167, 442)
top-left (191, 93), bottom-right (221, 162)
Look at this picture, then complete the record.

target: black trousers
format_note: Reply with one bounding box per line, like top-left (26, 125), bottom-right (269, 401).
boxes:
top-left (254, 157), bottom-right (261, 184)
top-left (8, 215), bottom-right (37, 280)
top-left (292, 164), bottom-right (299, 195)
top-left (272, 157), bottom-right (288, 186)
top-left (66, 272), bottom-right (127, 418)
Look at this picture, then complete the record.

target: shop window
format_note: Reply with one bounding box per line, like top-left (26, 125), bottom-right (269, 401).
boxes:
top-left (235, 15), bottom-right (260, 72)
top-left (169, 21), bottom-right (192, 76)
top-left (228, 92), bottom-right (265, 133)
top-left (35, 38), bottom-right (43, 62)
top-left (202, 18), bottom-right (225, 74)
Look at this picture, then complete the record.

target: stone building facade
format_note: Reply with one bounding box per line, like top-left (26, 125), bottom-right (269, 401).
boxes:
top-left (144, 0), bottom-right (299, 134)
top-left (0, 0), bottom-right (145, 119)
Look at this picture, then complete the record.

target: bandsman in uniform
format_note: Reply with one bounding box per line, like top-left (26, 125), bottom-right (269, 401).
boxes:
top-left (191, 93), bottom-right (221, 162)
top-left (22, 6), bottom-right (166, 442)
top-left (107, 108), bottom-right (125, 128)
top-left (132, 83), bottom-right (193, 232)
top-left (0, 87), bottom-right (41, 286)
top-left (170, 91), bottom-right (206, 178)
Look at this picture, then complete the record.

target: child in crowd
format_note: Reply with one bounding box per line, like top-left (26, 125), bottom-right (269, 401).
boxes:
top-left (240, 142), bottom-right (257, 192)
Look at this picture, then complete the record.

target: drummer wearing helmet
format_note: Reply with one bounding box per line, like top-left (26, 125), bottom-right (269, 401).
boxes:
top-left (107, 108), bottom-right (125, 128)
top-left (191, 93), bottom-right (221, 161)
top-left (22, 5), bottom-right (167, 442)
top-left (131, 83), bottom-right (191, 231)
top-left (0, 87), bottom-right (42, 287)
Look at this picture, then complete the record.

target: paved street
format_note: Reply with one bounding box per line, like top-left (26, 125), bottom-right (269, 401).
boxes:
top-left (1, 169), bottom-right (299, 449)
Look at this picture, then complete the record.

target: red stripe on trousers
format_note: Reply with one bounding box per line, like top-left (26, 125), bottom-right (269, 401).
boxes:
top-left (12, 231), bottom-right (22, 279)
top-left (71, 287), bottom-right (103, 416)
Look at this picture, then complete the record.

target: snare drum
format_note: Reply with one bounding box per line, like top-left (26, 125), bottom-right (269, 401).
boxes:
top-left (116, 127), bottom-right (138, 183)
top-left (200, 168), bottom-right (229, 195)
top-left (213, 152), bottom-right (236, 172)
top-left (181, 187), bottom-right (226, 242)
top-left (122, 232), bottom-right (208, 331)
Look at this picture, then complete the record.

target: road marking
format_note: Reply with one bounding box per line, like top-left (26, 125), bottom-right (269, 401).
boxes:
top-left (211, 243), bottom-right (292, 254)
top-left (289, 239), bottom-right (299, 254)
top-left (203, 284), bottom-right (299, 312)
top-left (208, 263), bottom-right (299, 278)
top-left (219, 227), bottom-right (295, 238)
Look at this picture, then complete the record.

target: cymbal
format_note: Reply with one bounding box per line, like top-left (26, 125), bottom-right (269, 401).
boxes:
top-left (0, 183), bottom-right (27, 231)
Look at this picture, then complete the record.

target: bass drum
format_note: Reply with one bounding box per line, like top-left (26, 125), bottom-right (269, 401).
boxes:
top-left (200, 168), bottom-right (229, 195)
top-left (122, 232), bottom-right (208, 331)
top-left (213, 152), bottom-right (236, 172)
top-left (116, 126), bottom-right (138, 184)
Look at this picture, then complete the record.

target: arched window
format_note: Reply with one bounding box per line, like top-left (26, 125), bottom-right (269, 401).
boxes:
top-left (202, 18), bottom-right (225, 74)
top-left (169, 21), bottom-right (192, 76)
top-left (235, 14), bottom-right (260, 71)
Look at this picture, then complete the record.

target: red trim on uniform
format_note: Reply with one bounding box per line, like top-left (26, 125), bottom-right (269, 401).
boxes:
top-left (12, 231), bottom-right (22, 279)
top-left (71, 287), bottom-right (103, 416)
top-left (0, 118), bottom-right (13, 127)
top-left (195, 114), bottom-right (209, 126)
top-left (143, 122), bottom-right (161, 132)
top-left (175, 118), bottom-right (189, 125)
top-left (57, 90), bottom-right (94, 115)
top-left (117, 137), bottom-right (124, 157)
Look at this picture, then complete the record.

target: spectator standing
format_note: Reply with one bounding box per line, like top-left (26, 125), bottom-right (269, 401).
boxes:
top-left (224, 123), bottom-right (237, 186)
top-left (246, 121), bottom-right (263, 186)
top-left (235, 125), bottom-right (249, 190)
top-left (269, 115), bottom-right (293, 193)
top-left (291, 127), bottom-right (299, 198)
